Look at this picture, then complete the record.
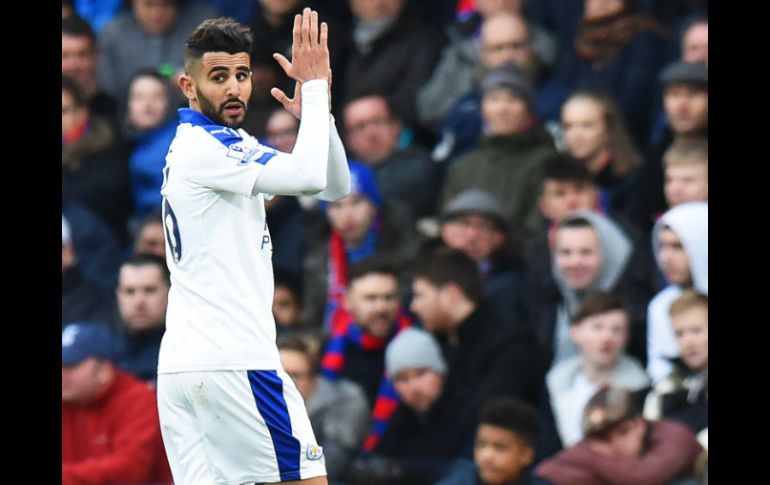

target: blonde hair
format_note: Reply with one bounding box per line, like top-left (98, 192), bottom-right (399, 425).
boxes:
top-left (669, 290), bottom-right (708, 318)
top-left (663, 136), bottom-right (708, 169)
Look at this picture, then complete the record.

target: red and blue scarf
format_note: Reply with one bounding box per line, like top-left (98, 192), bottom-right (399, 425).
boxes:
top-left (320, 307), bottom-right (412, 453)
top-left (323, 219), bottom-right (381, 331)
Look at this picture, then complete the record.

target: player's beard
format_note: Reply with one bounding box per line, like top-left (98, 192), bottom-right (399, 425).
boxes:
top-left (196, 87), bottom-right (247, 129)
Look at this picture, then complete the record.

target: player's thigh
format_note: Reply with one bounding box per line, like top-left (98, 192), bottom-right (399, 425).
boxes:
top-left (157, 373), bottom-right (219, 484)
top-left (197, 370), bottom-right (325, 483)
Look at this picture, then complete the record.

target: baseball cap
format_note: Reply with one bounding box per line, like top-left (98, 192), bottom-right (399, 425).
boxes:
top-left (442, 189), bottom-right (508, 231)
top-left (62, 322), bottom-right (116, 366)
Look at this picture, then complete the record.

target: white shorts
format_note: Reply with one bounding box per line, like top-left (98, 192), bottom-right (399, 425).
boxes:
top-left (157, 369), bottom-right (326, 484)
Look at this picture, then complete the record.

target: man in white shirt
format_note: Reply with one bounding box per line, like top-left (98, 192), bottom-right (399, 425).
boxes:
top-left (157, 10), bottom-right (350, 485)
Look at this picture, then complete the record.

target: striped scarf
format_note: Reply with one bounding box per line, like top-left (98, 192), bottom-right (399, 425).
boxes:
top-left (322, 220), bottom-right (381, 331)
top-left (455, 0), bottom-right (476, 21)
top-left (320, 307), bottom-right (412, 453)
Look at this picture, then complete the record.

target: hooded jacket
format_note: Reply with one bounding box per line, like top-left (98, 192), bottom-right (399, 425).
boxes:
top-left (550, 210), bottom-right (633, 365)
top-left (546, 354), bottom-right (650, 447)
top-left (647, 202), bottom-right (708, 382)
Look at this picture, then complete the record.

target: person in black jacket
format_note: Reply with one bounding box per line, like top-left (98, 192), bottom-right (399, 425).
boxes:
top-left (342, 0), bottom-right (445, 130)
top-left (348, 327), bottom-right (481, 485)
top-left (410, 248), bottom-right (544, 407)
top-left (62, 213), bottom-right (117, 332)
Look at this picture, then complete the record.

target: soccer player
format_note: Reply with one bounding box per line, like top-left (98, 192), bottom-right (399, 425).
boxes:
top-left (156, 10), bottom-right (350, 485)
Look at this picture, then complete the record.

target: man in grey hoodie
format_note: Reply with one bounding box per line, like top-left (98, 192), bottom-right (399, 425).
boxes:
top-left (647, 201), bottom-right (708, 383)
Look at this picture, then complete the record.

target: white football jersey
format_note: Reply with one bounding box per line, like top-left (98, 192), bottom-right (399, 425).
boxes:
top-left (158, 108), bottom-right (283, 373)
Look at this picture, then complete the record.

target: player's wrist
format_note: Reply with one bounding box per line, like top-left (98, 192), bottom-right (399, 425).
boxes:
top-left (300, 79), bottom-right (330, 104)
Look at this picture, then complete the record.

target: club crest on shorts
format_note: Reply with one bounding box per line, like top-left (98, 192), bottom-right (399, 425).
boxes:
top-left (306, 443), bottom-right (324, 461)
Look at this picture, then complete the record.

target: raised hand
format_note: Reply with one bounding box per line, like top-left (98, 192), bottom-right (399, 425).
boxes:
top-left (271, 8), bottom-right (331, 119)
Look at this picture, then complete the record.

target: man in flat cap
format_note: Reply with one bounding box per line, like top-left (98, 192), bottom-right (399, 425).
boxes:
top-left (631, 61), bottom-right (708, 233)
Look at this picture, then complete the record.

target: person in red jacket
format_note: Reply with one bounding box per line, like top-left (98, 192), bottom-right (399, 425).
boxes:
top-left (534, 386), bottom-right (704, 485)
top-left (62, 322), bottom-right (171, 485)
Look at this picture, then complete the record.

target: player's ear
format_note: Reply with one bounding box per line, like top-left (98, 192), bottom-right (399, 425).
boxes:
top-left (178, 73), bottom-right (196, 102)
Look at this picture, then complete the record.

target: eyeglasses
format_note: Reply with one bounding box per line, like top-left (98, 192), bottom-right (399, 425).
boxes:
top-left (481, 40), bottom-right (530, 54)
top-left (345, 116), bottom-right (392, 135)
top-left (446, 216), bottom-right (499, 233)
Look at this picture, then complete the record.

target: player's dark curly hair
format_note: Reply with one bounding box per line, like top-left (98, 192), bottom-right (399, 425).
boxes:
top-left (184, 17), bottom-right (252, 70)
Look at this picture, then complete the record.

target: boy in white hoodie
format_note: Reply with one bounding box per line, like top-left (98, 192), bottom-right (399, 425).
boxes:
top-left (647, 202), bottom-right (708, 383)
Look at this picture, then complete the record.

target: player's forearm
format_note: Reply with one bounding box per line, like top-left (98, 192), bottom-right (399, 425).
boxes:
top-left (313, 116), bottom-right (351, 201)
top-left (252, 79), bottom-right (330, 195)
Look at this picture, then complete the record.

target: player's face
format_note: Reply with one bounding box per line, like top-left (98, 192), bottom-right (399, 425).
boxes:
top-left (344, 273), bottom-right (399, 338)
top-left (116, 264), bottom-right (169, 331)
top-left (571, 310), bottom-right (628, 368)
top-left (62, 357), bottom-right (109, 404)
top-left (672, 305), bottom-right (708, 372)
top-left (441, 214), bottom-right (504, 262)
top-left (182, 52), bottom-right (252, 129)
top-left (664, 164), bottom-right (708, 207)
top-left (481, 88), bottom-right (530, 136)
top-left (657, 228), bottom-right (692, 286)
top-left (554, 226), bottom-right (603, 290)
top-left (326, 195), bottom-right (378, 245)
top-left (135, 222), bottom-right (167, 259)
top-left (392, 368), bottom-right (444, 413)
top-left (475, 424), bottom-right (534, 485)
top-left (410, 278), bottom-right (451, 333)
top-left (539, 180), bottom-right (598, 223)
top-left (562, 97), bottom-right (609, 162)
top-left (128, 76), bottom-right (169, 131)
